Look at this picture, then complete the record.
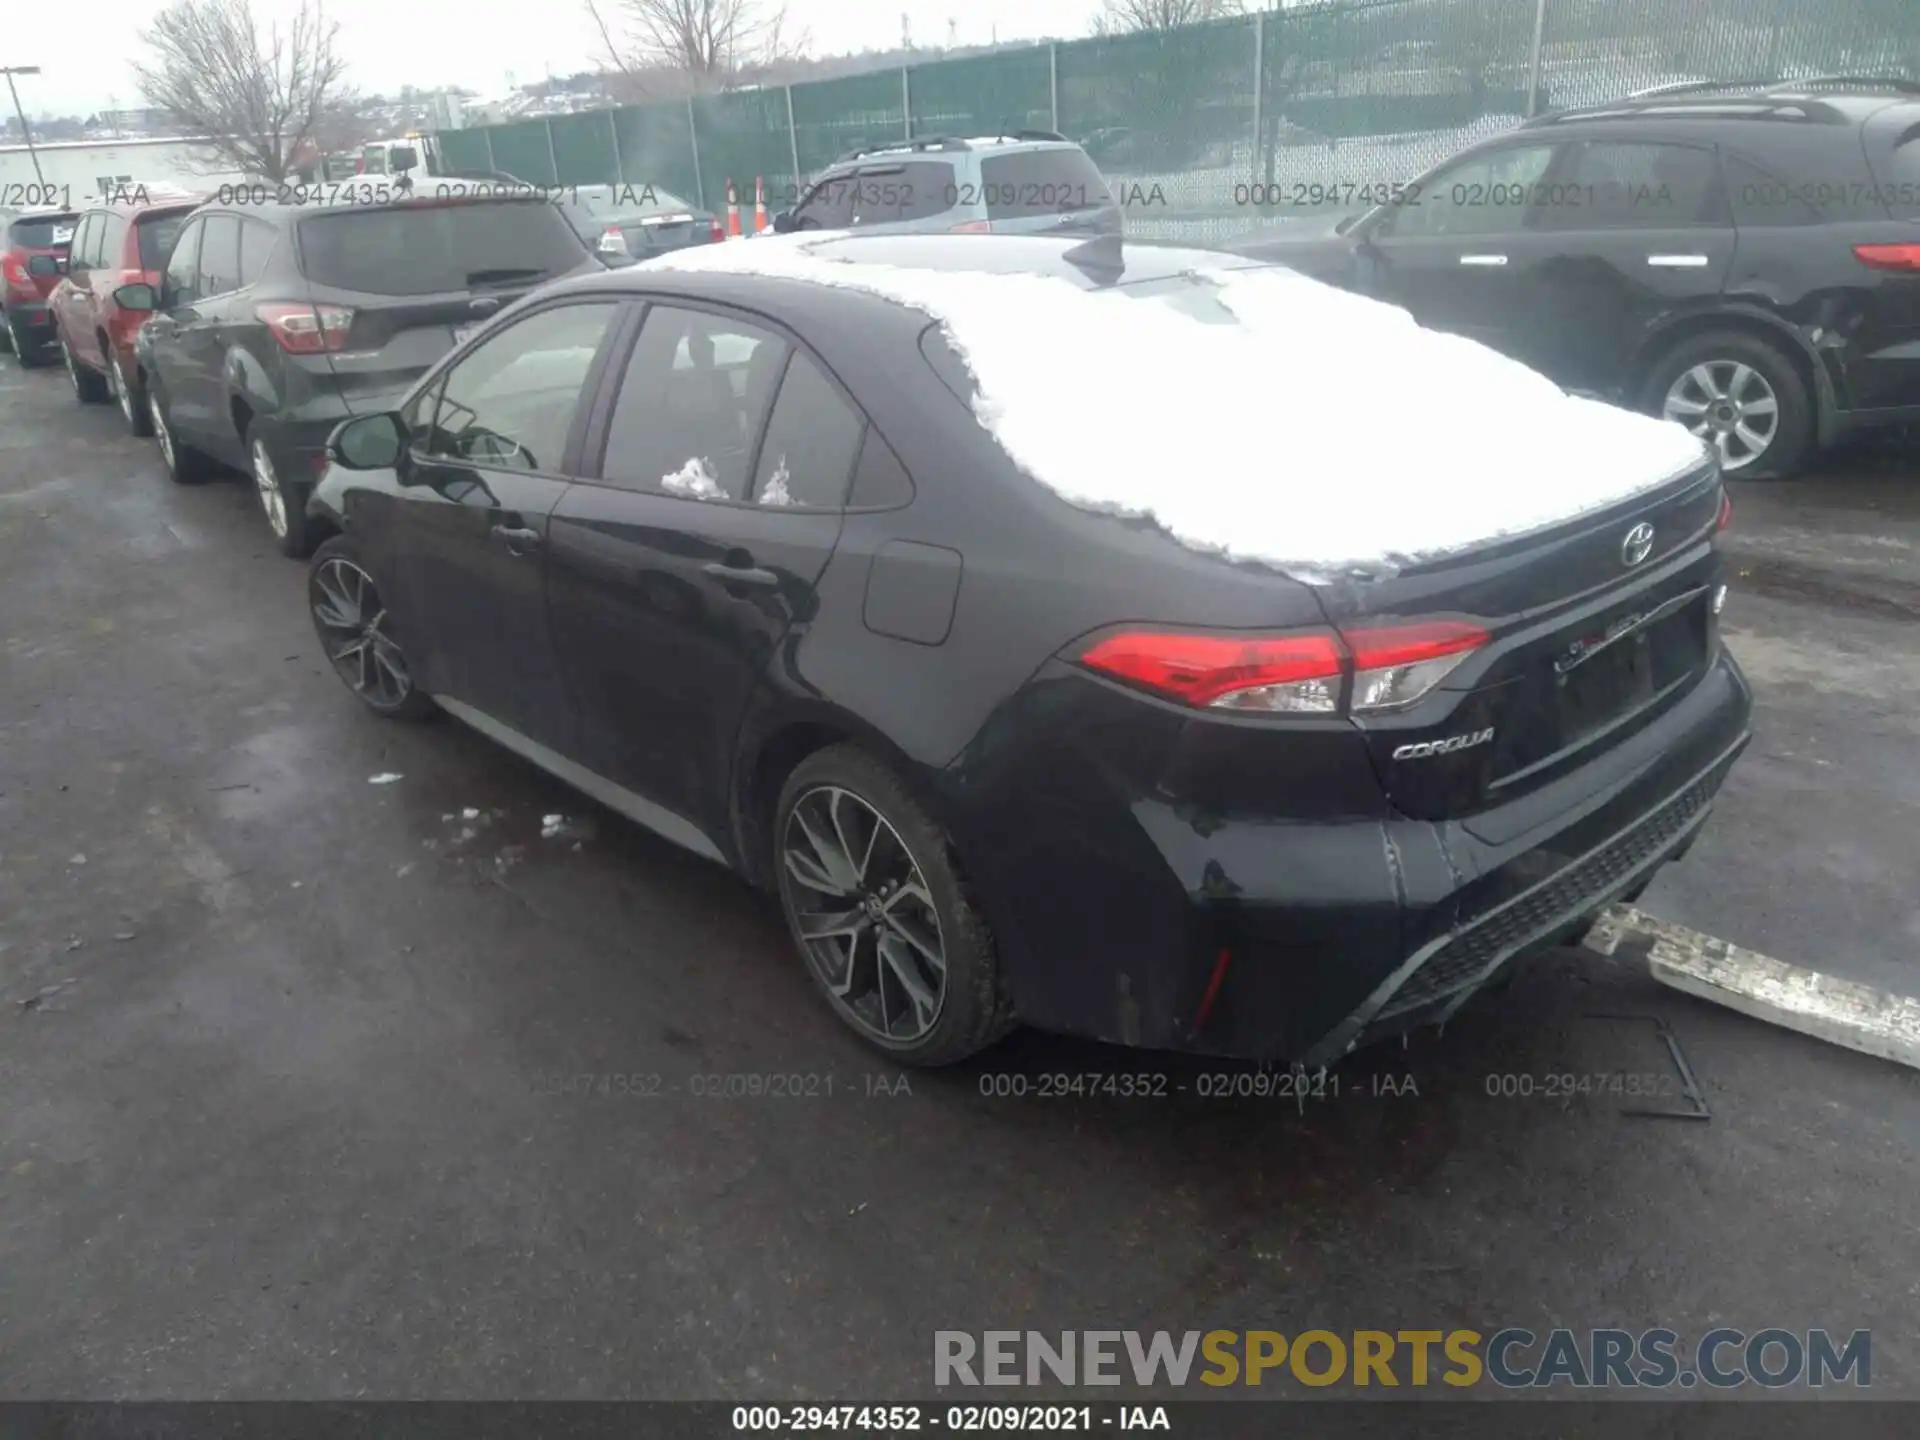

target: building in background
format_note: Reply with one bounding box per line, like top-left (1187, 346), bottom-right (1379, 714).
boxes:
top-left (0, 136), bottom-right (247, 200)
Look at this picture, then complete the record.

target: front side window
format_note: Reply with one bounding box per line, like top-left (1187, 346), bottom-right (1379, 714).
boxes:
top-left (1386, 145), bottom-right (1558, 238)
top-left (599, 306), bottom-right (788, 498)
top-left (791, 170), bottom-right (858, 230)
top-left (421, 301), bottom-right (621, 473)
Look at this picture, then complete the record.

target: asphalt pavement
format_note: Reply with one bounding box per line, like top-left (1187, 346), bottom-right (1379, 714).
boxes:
top-left (3, 350), bottom-right (1919, 1400)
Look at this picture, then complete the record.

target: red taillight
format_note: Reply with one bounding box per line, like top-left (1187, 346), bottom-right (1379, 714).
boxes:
top-left (3, 252), bottom-right (29, 290)
top-left (1078, 629), bottom-right (1345, 712)
top-left (949, 219), bottom-right (993, 234)
top-left (255, 302), bottom-right (354, 354)
top-left (1076, 618), bottom-right (1488, 716)
top-left (1854, 243), bottom-right (1920, 271)
top-left (709, 219), bottom-right (726, 243)
top-left (1343, 619), bottom-right (1489, 713)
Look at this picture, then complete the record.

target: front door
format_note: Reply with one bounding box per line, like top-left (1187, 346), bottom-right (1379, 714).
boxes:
top-left (394, 296), bottom-right (629, 751)
top-left (1361, 140), bottom-right (1564, 359)
top-left (142, 217), bottom-right (207, 432)
top-left (547, 301), bottom-right (859, 848)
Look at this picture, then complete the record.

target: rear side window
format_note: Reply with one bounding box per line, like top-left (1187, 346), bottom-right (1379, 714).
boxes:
top-left (849, 161), bottom-right (955, 225)
top-left (100, 214), bottom-right (131, 267)
top-left (1724, 154), bottom-right (1822, 227)
top-left (1545, 142), bottom-right (1728, 230)
top-left (137, 212), bottom-right (192, 271)
top-left (66, 214), bottom-right (100, 271)
top-left (238, 217), bottom-right (277, 287)
top-left (163, 220), bottom-right (203, 305)
top-left (848, 427), bottom-right (914, 509)
top-left (750, 352), bottom-right (865, 507)
top-left (197, 214), bottom-right (243, 295)
top-left (978, 148), bottom-right (1113, 219)
top-left (7, 214), bottom-right (76, 248)
top-left (599, 306), bottom-right (789, 498)
top-left (296, 201), bottom-right (587, 295)
top-left (792, 171), bottom-right (858, 230)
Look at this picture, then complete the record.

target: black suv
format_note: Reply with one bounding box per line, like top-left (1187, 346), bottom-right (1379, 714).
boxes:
top-left (1231, 78), bottom-right (1920, 478)
top-left (124, 193), bottom-right (603, 554)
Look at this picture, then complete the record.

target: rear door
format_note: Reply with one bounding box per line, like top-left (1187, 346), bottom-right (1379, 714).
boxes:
top-left (174, 212), bottom-right (246, 461)
top-left (547, 301), bottom-right (857, 846)
top-left (293, 198), bottom-right (597, 414)
top-left (394, 296), bottom-right (627, 750)
top-left (1359, 141), bottom-right (1564, 357)
top-left (1508, 139), bottom-right (1735, 396)
top-left (51, 212), bottom-right (100, 360)
top-left (143, 218), bottom-right (210, 435)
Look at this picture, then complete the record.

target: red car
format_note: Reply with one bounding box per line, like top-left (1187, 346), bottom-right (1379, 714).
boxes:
top-left (1, 205), bottom-right (78, 366)
top-left (48, 191), bottom-right (202, 434)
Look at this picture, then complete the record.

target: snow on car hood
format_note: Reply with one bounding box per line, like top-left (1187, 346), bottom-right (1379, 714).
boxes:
top-left (647, 237), bottom-right (1710, 581)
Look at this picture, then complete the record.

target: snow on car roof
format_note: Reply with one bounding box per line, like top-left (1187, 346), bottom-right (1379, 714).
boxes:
top-left (647, 236), bottom-right (1710, 580)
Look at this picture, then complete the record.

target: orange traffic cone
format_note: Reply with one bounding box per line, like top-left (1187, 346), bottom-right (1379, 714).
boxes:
top-left (725, 179), bottom-right (742, 239)
top-left (753, 176), bottom-right (770, 235)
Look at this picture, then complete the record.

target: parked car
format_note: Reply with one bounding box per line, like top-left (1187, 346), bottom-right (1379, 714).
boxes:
top-left (555, 183), bottom-right (724, 263)
top-left (48, 190), bottom-right (203, 433)
top-left (123, 191), bottom-right (604, 556)
top-left (772, 132), bottom-right (1122, 238)
top-left (299, 233), bottom-right (1751, 1068)
top-left (1, 205), bottom-right (79, 364)
top-left (1228, 78), bottom-right (1920, 479)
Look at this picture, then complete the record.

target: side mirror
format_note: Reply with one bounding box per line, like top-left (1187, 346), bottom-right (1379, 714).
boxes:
top-left (114, 282), bottom-right (158, 312)
top-left (771, 210), bottom-right (795, 234)
top-left (327, 412), bottom-right (405, 471)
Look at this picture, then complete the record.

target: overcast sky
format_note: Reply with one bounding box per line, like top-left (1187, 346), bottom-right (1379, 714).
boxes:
top-left (9, 0), bottom-right (1109, 117)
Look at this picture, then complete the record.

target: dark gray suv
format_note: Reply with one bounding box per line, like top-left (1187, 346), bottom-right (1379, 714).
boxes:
top-left (772, 133), bottom-right (1122, 238)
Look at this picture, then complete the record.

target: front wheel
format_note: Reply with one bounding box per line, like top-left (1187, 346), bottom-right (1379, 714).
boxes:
top-left (111, 352), bottom-right (153, 436)
top-left (774, 745), bottom-right (1013, 1066)
top-left (308, 535), bottom-right (436, 720)
top-left (1642, 330), bottom-right (1812, 480)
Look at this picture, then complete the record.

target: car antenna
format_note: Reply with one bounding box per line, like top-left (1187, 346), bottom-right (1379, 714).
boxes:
top-left (1060, 232), bottom-right (1125, 286)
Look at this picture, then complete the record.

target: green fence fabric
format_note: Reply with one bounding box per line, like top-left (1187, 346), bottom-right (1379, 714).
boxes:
top-left (433, 0), bottom-right (1920, 240)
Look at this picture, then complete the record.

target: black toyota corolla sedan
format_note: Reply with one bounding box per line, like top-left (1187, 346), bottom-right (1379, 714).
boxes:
top-left (302, 232), bottom-right (1753, 1067)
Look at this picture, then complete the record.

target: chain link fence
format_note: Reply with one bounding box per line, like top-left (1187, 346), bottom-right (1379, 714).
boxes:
top-left (435, 0), bottom-right (1920, 243)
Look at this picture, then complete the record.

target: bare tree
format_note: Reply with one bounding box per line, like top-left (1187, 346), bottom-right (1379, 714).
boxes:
top-left (1093, 0), bottom-right (1244, 36)
top-left (135, 0), bottom-right (358, 182)
top-left (585, 0), bottom-right (808, 96)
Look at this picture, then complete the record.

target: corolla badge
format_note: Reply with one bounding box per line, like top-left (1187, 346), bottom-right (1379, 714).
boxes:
top-left (1621, 522), bottom-right (1656, 567)
top-left (1393, 728), bottom-right (1494, 762)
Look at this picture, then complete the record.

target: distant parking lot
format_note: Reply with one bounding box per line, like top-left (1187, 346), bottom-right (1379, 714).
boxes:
top-left (4, 342), bottom-right (1920, 1398)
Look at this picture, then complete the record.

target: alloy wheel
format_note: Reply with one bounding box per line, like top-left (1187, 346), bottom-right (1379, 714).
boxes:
top-left (1663, 361), bottom-right (1779, 473)
top-left (781, 785), bottom-right (948, 1044)
top-left (310, 556), bottom-right (413, 709)
top-left (253, 440), bottom-right (289, 538)
top-left (152, 396), bottom-right (175, 470)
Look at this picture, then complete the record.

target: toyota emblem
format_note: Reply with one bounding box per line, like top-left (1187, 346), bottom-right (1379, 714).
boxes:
top-left (1621, 522), bottom-right (1655, 567)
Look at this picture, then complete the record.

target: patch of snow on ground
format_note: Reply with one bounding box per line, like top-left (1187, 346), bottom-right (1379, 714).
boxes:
top-left (368, 773), bottom-right (403, 785)
top-left (661, 456), bottom-right (727, 500)
top-left (650, 236), bottom-right (1708, 577)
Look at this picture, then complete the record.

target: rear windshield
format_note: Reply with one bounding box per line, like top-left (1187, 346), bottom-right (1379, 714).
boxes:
top-left (978, 149), bottom-right (1113, 219)
top-left (296, 201), bottom-right (587, 295)
top-left (7, 214), bottom-right (78, 249)
top-left (136, 212), bottom-right (192, 271)
top-left (1873, 122), bottom-right (1920, 217)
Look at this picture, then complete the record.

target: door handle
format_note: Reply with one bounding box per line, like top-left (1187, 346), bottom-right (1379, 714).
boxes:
top-left (1458, 253), bottom-right (1508, 266)
top-left (701, 561), bottom-right (781, 590)
top-left (1646, 254), bottom-right (1711, 268)
top-left (489, 523), bottom-right (542, 555)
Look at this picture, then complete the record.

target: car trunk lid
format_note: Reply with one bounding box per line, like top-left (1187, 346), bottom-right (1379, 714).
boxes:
top-left (1313, 462), bottom-right (1727, 827)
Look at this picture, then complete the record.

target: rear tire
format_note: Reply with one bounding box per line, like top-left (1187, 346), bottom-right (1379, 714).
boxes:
top-left (1641, 330), bottom-right (1812, 480)
top-left (248, 425), bottom-right (314, 558)
top-left (7, 314), bottom-right (50, 367)
top-left (62, 336), bottom-right (109, 403)
top-left (774, 745), bottom-right (1014, 1066)
top-left (150, 383), bottom-right (212, 484)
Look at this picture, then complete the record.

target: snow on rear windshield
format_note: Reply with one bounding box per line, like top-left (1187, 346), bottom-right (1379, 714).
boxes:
top-left (646, 239), bottom-right (1708, 578)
